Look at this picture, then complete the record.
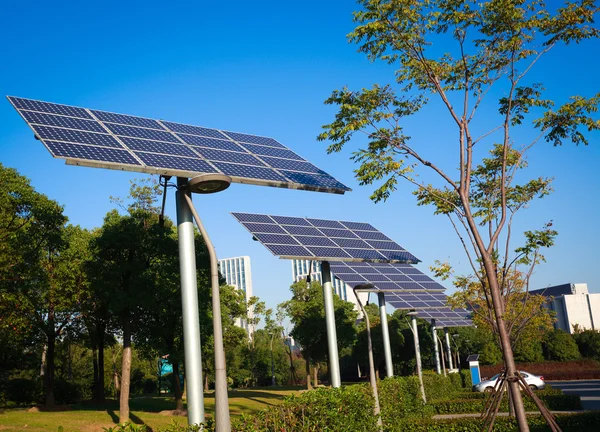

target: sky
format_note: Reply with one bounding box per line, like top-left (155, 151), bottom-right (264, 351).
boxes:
top-left (1, 1), bottom-right (599, 316)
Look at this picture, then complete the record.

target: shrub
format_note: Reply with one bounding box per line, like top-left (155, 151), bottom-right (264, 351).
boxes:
top-left (544, 329), bottom-right (580, 361)
top-left (233, 385), bottom-right (378, 432)
top-left (431, 393), bottom-right (581, 414)
top-left (480, 359), bottom-right (600, 380)
top-left (480, 342), bottom-right (503, 365)
top-left (4, 378), bottom-right (41, 406)
top-left (574, 329), bottom-right (600, 360)
top-left (378, 376), bottom-right (429, 424)
top-left (53, 378), bottom-right (81, 404)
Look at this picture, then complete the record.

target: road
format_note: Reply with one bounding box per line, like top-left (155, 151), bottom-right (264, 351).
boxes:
top-left (548, 379), bottom-right (600, 411)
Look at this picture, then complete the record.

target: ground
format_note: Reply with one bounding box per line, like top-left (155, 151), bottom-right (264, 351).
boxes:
top-left (0, 388), bottom-right (303, 432)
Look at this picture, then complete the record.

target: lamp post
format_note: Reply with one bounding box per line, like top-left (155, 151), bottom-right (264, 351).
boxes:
top-left (178, 173), bottom-right (232, 432)
top-left (452, 334), bottom-right (462, 373)
top-left (407, 311), bottom-right (426, 403)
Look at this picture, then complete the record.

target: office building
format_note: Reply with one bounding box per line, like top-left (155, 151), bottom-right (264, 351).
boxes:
top-left (218, 256), bottom-right (253, 334)
top-left (531, 283), bottom-right (600, 333)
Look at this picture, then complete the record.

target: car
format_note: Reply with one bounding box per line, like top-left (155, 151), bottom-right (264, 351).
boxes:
top-left (473, 371), bottom-right (545, 392)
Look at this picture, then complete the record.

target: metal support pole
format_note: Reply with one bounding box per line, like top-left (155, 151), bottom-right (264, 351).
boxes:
top-left (377, 293), bottom-right (393, 378)
top-left (176, 180), bottom-right (205, 426)
top-left (444, 328), bottom-right (453, 370)
top-left (183, 191), bottom-right (231, 432)
top-left (436, 334), bottom-right (446, 376)
top-left (321, 261), bottom-right (341, 388)
top-left (431, 319), bottom-right (441, 375)
top-left (410, 314), bottom-right (426, 403)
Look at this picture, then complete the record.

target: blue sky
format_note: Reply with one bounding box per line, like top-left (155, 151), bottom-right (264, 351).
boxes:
top-left (2, 1), bottom-right (599, 316)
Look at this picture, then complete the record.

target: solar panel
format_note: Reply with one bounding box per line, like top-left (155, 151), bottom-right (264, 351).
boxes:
top-left (329, 262), bottom-right (444, 292)
top-left (8, 96), bottom-right (351, 194)
top-left (231, 212), bottom-right (420, 263)
top-left (416, 307), bottom-right (472, 320)
top-left (386, 291), bottom-right (448, 309)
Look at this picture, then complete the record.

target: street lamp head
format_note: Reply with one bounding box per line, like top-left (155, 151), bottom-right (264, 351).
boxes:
top-left (354, 283), bottom-right (374, 291)
top-left (407, 310), bottom-right (418, 316)
top-left (452, 333), bottom-right (460, 339)
top-left (187, 173), bottom-right (232, 194)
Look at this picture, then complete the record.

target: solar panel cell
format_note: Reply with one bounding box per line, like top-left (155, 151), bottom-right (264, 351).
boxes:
top-left (317, 228), bottom-right (359, 239)
top-left (20, 111), bottom-right (107, 133)
top-left (355, 231), bottom-right (394, 241)
top-left (294, 236), bottom-right (338, 247)
top-left (270, 216), bottom-right (312, 226)
top-left (380, 251), bottom-right (420, 262)
top-left (194, 148), bottom-right (266, 166)
top-left (177, 134), bottom-right (244, 151)
top-left (282, 226), bottom-right (323, 236)
top-left (134, 152), bottom-right (217, 173)
top-left (260, 157), bottom-right (327, 174)
top-left (264, 244), bottom-right (313, 257)
top-left (304, 247), bottom-right (351, 259)
top-left (91, 110), bottom-right (164, 129)
top-left (280, 171), bottom-right (350, 191)
top-left (254, 233), bottom-right (300, 245)
top-left (224, 131), bottom-right (285, 148)
top-left (211, 162), bottom-right (288, 182)
top-left (344, 249), bottom-right (388, 260)
top-left (106, 123), bottom-right (179, 143)
top-left (119, 137), bottom-right (197, 157)
top-left (240, 144), bottom-right (304, 160)
top-left (330, 238), bottom-right (371, 249)
top-left (233, 213), bottom-right (275, 223)
top-left (32, 126), bottom-right (123, 148)
top-left (161, 121), bottom-right (229, 139)
top-left (365, 240), bottom-right (404, 251)
top-left (9, 97), bottom-right (92, 119)
top-left (340, 221), bottom-right (377, 231)
top-left (241, 223), bottom-right (286, 234)
top-left (307, 219), bottom-right (346, 229)
top-left (45, 141), bottom-right (141, 165)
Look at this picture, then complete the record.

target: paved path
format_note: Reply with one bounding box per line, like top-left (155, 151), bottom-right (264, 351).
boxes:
top-left (547, 379), bottom-right (600, 411)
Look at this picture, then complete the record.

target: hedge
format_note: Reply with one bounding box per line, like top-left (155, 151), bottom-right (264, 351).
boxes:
top-left (480, 359), bottom-right (600, 381)
top-left (432, 393), bottom-right (581, 414)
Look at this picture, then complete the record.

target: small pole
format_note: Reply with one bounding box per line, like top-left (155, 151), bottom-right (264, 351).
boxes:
top-left (444, 328), bottom-right (453, 370)
top-left (321, 261), bottom-right (341, 388)
top-left (410, 313), bottom-right (426, 403)
top-left (175, 179), bottom-right (205, 425)
top-left (270, 333), bottom-right (276, 386)
top-left (436, 334), bottom-right (446, 376)
top-left (354, 289), bottom-right (382, 429)
top-left (377, 292), bottom-right (393, 378)
top-left (431, 319), bottom-right (441, 374)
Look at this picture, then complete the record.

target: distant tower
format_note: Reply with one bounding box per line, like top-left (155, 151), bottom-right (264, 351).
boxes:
top-left (218, 256), bottom-right (253, 334)
top-left (291, 259), bottom-right (368, 314)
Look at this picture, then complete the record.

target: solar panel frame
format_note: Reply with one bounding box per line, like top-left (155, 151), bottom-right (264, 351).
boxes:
top-left (8, 96), bottom-right (351, 194)
top-left (232, 212), bottom-right (420, 264)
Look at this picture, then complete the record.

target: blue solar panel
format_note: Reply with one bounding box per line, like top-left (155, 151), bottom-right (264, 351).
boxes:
top-left (341, 221), bottom-right (377, 231)
top-left (134, 152), bottom-right (217, 173)
top-left (387, 291), bottom-right (447, 309)
top-left (241, 222), bottom-right (286, 234)
top-left (10, 97), bottom-right (92, 119)
top-left (91, 110), bottom-right (164, 129)
top-left (232, 213), bottom-right (419, 264)
top-left (212, 162), bottom-right (288, 182)
top-left (414, 308), bottom-right (473, 327)
top-left (21, 111), bottom-right (107, 133)
top-left (194, 148), bottom-right (266, 166)
top-left (161, 121), bottom-right (229, 139)
top-left (264, 244), bottom-right (313, 257)
top-left (254, 233), bottom-right (300, 245)
top-left (356, 231), bottom-right (394, 241)
top-left (105, 123), bottom-right (180, 143)
top-left (9, 96), bottom-right (350, 194)
top-left (32, 125), bottom-right (123, 148)
top-left (177, 134), bottom-right (244, 151)
top-left (224, 131), bottom-right (285, 148)
top-left (240, 143), bottom-right (304, 160)
top-left (119, 137), bottom-right (197, 157)
top-left (45, 141), bottom-right (141, 165)
top-left (329, 262), bottom-right (442, 291)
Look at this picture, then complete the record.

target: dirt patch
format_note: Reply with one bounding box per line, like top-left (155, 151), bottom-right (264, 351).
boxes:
top-left (158, 409), bottom-right (187, 416)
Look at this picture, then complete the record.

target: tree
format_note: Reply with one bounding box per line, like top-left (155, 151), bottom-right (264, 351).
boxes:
top-left (318, 2), bottom-right (599, 429)
top-left (573, 328), bottom-right (600, 361)
top-left (88, 179), bottom-right (168, 423)
top-left (281, 280), bottom-right (357, 385)
top-left (543, 329), bottom-right (580, 362)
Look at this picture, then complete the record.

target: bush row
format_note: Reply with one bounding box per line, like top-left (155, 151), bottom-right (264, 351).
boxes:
top-left (480, 359), bottom-right (600, 381)
top-left (432, 393), bottom-right (581, 414)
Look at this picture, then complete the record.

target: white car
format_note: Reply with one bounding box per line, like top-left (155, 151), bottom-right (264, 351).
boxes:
top-left (474, 371), bottom-right (546, 392)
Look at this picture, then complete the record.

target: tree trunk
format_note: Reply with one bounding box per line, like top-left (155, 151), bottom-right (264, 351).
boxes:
top-left (97, 322), bottom-right (106, 402)
top-left (119, 314), bottom-right (132, 424)
top-left (204, 372), bottom-right (209, 392)
top-left (44, 331), bottom-right (56, 407)
top-left (172, 362), bottom-right (184, 411)
top-left (313, 364), bottom-right (318, 387)
top-left (92, 344), bottom-right (99, 400)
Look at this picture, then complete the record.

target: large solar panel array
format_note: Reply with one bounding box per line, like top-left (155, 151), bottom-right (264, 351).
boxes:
top-left (386, 291), bottom-right (448, 310)
top-left (231, 212), bottom-right (419, 263)
top-left (329, 262), bottom-right (444, 292)
top-left (7, 96), bottom-right (351, 194)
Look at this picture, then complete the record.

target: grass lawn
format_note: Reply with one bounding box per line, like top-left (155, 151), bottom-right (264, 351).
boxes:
top-left (0, 388), bottom-right (303, 432)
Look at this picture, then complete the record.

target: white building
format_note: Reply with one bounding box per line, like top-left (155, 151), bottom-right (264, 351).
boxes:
top-left (218, 256), bottom-right (253, 334)
top-left (291, 259), bottom-right (368, 314)
top-left (531, 283), bottom-right (600, 333)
